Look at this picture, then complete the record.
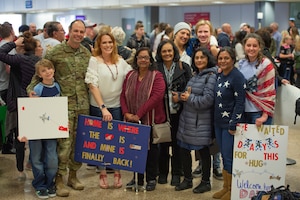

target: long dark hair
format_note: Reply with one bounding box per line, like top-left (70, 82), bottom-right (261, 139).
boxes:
top-left (132, 47), bottom-right (156, 71)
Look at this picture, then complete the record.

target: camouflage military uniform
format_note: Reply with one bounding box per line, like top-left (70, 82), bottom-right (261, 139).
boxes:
top-left (44, 41), bottom-right (91, 175)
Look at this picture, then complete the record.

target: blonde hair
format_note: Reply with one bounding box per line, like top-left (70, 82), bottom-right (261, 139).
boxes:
top-left (34, 58), bottom-right (55, 81)
top-left (295, 36), bottom-right (300, 51)
top-left (280, 30), bottom-right (289, 46)
top-left (195, 19), bottom-right (214, 37)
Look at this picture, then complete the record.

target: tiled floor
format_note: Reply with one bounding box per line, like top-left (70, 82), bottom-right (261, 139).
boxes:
top-left (0, 126), bottom-right (299, 200)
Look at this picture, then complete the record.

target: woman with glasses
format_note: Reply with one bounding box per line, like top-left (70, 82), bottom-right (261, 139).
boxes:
top-left (120, 47), bottom-right (166, 191)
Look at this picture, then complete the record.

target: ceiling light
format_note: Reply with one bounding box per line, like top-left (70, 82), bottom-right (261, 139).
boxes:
top-left (168, 3), bottom-right (180, 6)
top-left (213, 1), bottom-right (224, 4)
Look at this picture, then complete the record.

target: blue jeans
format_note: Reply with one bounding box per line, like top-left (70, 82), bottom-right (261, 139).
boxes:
top-left (29, 139), bottom-right (58, 190)
top-left (244, 111), bottom-right (272, 125)
top-left (213, 152), bottom-right (221, 169)
top-left (214, 127), bottom-right (234, 174)
top-left (89, 105), bottom-right (123, 169)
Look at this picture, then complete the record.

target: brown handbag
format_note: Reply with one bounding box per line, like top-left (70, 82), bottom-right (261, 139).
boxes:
top-left (152, 99), bottom-right (172, 144)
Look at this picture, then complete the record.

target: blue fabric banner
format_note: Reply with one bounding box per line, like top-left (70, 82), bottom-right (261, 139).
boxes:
top-left (75, 114), bottom-right (151, 174)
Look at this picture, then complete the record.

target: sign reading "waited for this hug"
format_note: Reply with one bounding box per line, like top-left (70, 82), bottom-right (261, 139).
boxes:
top-left (74, 115), bottom-right (151, 174)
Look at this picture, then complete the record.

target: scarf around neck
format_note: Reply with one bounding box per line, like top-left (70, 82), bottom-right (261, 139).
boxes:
top-left (125, 70), bottom-right (157, 125)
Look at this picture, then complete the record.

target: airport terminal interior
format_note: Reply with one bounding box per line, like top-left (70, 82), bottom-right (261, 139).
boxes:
top-left (0, 126), bottom-right (299, 200)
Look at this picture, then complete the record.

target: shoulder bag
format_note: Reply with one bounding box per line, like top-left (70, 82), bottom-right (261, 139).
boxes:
top-left (152, 98), bottom-right (172, 144)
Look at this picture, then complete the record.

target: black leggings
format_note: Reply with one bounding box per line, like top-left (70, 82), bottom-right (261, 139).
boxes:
top-left (180, 146), bottom-right (211, 182)
top-left (13, 127), bottom-right (25, 172)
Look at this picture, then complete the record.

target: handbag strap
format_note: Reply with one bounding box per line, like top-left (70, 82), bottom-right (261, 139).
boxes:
top-left (152, 96), bottom-right (170, 125)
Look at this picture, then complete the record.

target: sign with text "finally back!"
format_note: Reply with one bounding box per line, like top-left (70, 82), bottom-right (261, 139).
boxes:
top-left (74, 115), bottom-right (151, 174)
top-left (231, 124), bottom-right (288, 199)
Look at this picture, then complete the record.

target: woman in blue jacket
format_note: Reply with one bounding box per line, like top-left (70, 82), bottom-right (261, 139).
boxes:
top-left (174, 47), bottom-right (217, 194)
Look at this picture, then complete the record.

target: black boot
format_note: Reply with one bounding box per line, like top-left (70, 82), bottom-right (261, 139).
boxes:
top-left (192, 181), bottom-right (211, 193)
top-left (175, 178), bottom-right (193, 191)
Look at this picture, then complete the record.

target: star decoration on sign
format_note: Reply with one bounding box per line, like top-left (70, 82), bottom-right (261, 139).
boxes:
top-left (223, 81), bottom-right (230, 88)
top-left (217, 90), bottom-right (222, 97)
top-left (221, 111), bottom-right (230, 117)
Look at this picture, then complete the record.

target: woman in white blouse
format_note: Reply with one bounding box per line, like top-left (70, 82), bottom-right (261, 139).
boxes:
top-left (85, 30), bottom-right (132, 189)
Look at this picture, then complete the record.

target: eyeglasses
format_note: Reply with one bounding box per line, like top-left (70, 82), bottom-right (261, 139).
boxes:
top-left (137, 56), bottom-right (150, 60)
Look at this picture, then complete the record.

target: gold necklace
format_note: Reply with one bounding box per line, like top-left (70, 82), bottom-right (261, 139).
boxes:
top-left (104, 62), bottom-right (118, 81)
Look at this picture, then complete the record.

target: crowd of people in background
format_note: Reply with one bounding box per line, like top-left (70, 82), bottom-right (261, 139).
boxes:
top-left (0, 16), bottom-right (298, 199)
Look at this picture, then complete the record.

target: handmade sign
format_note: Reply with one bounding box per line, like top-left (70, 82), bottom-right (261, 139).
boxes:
top-left (231, 124), bottom-right (288, 199)
top-left (74, 114), bottom-right (151, 174)
top-left (17, 97), bottom-right (69, 140)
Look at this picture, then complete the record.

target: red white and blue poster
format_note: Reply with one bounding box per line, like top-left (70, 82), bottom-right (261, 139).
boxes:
top-left (75, 115), bottom-right (151, 174)
top-left (231, 124), bottom-right (288, 199)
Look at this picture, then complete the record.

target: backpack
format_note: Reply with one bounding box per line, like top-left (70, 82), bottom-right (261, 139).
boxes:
top-left (251, 185), bottom-right (300, 200)
top-left (294, 97), bottom-right (300, 124)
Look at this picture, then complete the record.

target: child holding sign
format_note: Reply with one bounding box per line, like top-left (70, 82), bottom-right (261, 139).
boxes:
top-left (29, 59), bottom-right (60, 198)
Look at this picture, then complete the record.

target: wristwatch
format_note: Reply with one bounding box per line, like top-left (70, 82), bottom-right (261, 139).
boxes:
top-left (100, 104), bottom-right (106, 109)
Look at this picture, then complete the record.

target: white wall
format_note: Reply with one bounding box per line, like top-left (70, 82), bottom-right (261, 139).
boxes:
top-left (1, 3), bottom-right (290, 35)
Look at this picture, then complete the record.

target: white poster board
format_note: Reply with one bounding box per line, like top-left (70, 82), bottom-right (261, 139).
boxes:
top-left (18, 97), bottom-right (69, 140)
top-left (231, 124), bottom-right (288, 199)
top-left (274, 84), bottom-right (300, 129)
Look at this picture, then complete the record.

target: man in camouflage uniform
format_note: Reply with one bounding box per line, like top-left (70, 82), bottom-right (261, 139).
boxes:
top-left (27, 20), bottom-right (91, 197)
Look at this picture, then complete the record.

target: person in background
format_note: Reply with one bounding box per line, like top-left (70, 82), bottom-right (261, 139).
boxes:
top-left (238, 33), bottom-right (276, 126)
top-left (255, 28), bottom-right (290, 87)
top-left (149, 23), bottom-right (159, 52)
top-left (287, 17), bottom-right (296, 33)
top-left (34, 21), bottom-right (51, 52)
top-left (0, 31), bottom-right (43, 182)
top-left (18, 25), bottom-right (29, 35)
top-left (241, 23), bottom-right (251, 34)
top-left (126, 23), bottom-right (150, 51)
top-left (156, 40), bottom-right (192, 187)
top-left (161, 26), bottom-right (174, 41)
top-left (270, 22), bottom-right (282, 58)
top-left (173, 22), bottom-right (192, 67)
top-left (121, 47), bottom-right (166, 191)
top-left (27, 20), bottom-right (91, 197)
top-left (293, 36), bottom-right (300, 88)
top-left (29, 58), bottom-right (60, 199)
top-left (217, 23), bottom-right (232, 47)
top-left (81, 20), bottom-right (97, 52)
top-left (152, 22), bottom-right (169, 56)
top-left (29, 23), bottom-right (37, 36)
top-left (42, 21), bottom-right (65, 57)
top-left (36, 29), bottom-right (43, 35)
top-left (0, 22), bottom-right (16, 154)
top-left (213, 47), bottom-right (246, 200)
top-left (174, 47), bottom-right (217, 194)
top-left (186, 19), bottom-right (219, 58)
top-left (111, 26), bottom-right (136, 65)
top-left (234, 30), bottom-right (247, 64)
top-left (85, 30), bottom-right (132, 189)
top-left (279, 34), bottom-right (294, 83)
